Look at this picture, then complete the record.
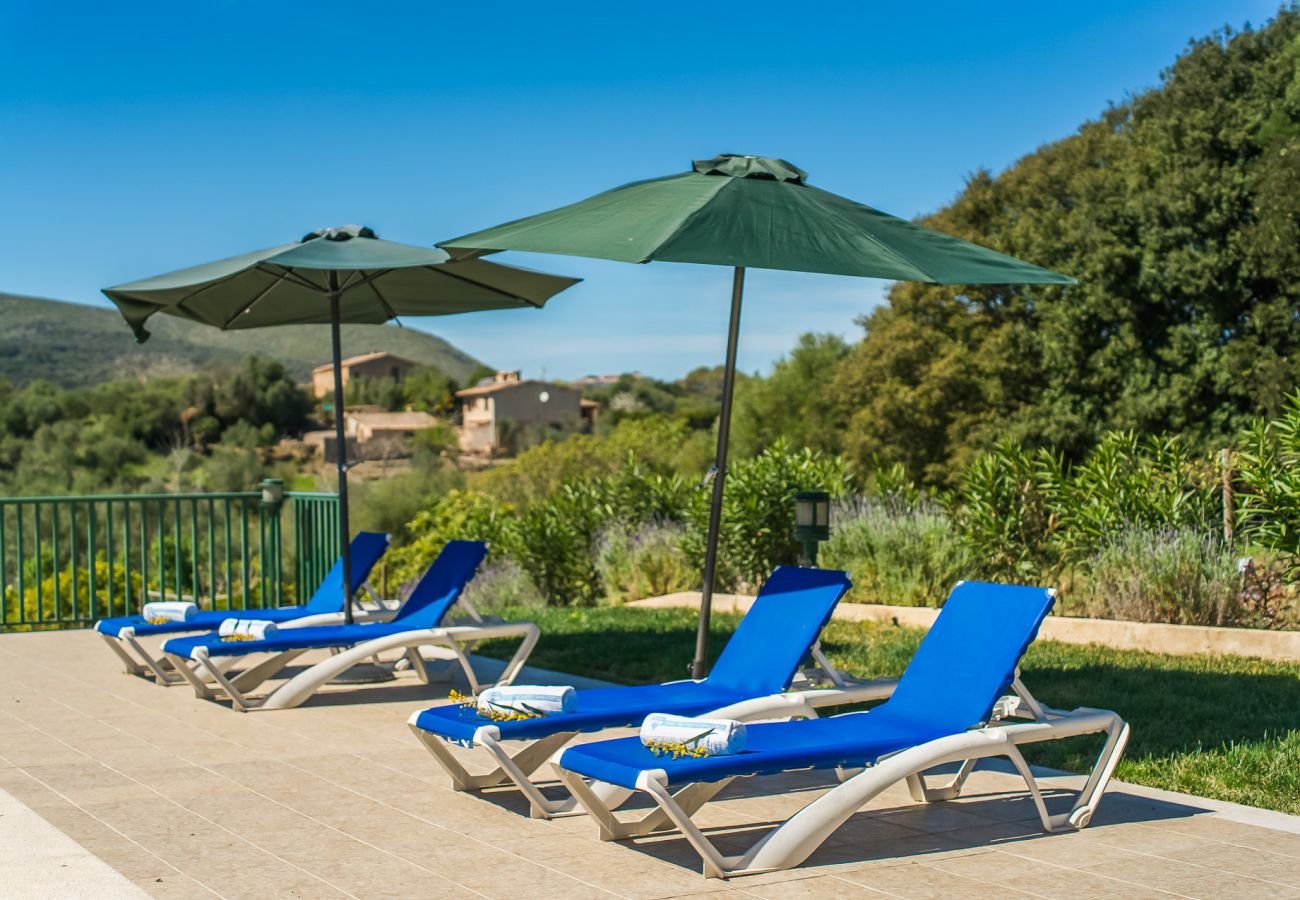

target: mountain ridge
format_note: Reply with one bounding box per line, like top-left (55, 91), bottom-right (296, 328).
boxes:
top-left (0, 292), bottom-right (487, 387)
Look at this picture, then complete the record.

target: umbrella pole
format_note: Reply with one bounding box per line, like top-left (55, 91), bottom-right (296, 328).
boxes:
top-left (328, 279), bottom-right (355, 626)
top-left (691, 266), bottom-right (745, 679)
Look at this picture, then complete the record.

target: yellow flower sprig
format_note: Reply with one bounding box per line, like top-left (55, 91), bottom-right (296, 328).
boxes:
top-left (644, 729), bottom-right (716, 760)
top-left (449, 689), bottom-right (545, 722)
top-left (145, 617), bottom-right (169, 625)
top-left (219, 633), bottom-right (257, 642)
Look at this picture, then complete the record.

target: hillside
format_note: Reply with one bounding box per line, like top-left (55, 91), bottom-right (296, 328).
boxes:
top-left (0, 293), bottom-right (487, 387)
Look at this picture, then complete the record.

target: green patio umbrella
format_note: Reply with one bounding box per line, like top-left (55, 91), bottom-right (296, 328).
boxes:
top-left (104, 225), bottom-right (578, 623)
top-left (440, 154), bottom-right (1075, 678)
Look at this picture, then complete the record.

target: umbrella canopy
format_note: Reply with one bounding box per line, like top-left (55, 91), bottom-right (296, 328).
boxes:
top-left (106, 224), bottom-right (577, 341)
top-left (439, 154), bottom-right (1075, 284)
top-left (105, 225), bottom-right (579, 623)
top-left (440, 154), bottom-right (1075, 676)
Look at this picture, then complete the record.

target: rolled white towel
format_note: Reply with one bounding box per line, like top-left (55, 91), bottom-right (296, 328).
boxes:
top-left (640, 714), bottom-right (747, 756)
top-left (477, 685), bottom-right (576, 717)
top-left (142, 601), bottom-right (197, 623)
top-left (217, 618), bottom-right (278, 641)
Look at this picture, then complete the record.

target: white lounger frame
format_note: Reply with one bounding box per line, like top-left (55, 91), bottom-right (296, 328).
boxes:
top-left (409, 668), bottom-right (898, 820)
top-left (162, 616), bottom-right (540, 712)
top-left (98, 586), bottom-right (391, 686)
top-left (555, 676), bottom-right (1130, 878)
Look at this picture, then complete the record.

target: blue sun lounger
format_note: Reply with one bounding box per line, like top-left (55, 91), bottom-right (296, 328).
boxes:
top-left (408, 566), bottom-right (898, 819)
top-left (160, 540), bottom-right (540, 711)
top-left (553, 581), bottom-right (1131, 878)
top-left (95, 531), bottom-right (390, 684)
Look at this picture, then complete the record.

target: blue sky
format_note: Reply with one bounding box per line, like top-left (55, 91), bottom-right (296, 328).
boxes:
top-left (0, 1), bottom-right (1282, 380)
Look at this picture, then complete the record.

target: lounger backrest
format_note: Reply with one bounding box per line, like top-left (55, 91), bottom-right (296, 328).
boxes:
top-left (302, 531), bottom-right (391, 615)
top-left (703, 566), bottom-right (851, 696)
top-left (883, 581), bottom-right (1054, 732)
top-left (390, 540), bottom-right (489, 627)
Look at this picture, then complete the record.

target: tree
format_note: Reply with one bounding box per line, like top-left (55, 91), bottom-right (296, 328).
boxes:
top-left (832, 11), bottom-right (1300, 485)
top-left (731, 333), bottom-right (850, 459)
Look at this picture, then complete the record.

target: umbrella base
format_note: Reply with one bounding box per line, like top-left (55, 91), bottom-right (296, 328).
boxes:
top-left (329, 662), bottom-right (397, 684)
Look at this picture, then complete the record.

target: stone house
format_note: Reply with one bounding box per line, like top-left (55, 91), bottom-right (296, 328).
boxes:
top-left (456, 371), bottom-right (596, 453)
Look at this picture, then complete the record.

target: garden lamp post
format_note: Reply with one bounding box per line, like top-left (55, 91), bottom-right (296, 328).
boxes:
top-left (793, 490), bottom-right (831, 567)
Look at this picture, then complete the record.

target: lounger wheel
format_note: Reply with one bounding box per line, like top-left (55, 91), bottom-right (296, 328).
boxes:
top-left (1068, 807), bottom-right (1092, 829)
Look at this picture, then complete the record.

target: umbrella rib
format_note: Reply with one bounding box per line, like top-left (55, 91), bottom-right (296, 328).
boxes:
top-left (218, 266), bottom-right (299, 329)
top-left (363, 275), bottom-right (402, 322)
top-left (425, 264), bottom-right (544, 308)
top-left (337, 269), bottom-right (394, 295)
top-left (804, 190), bottom-right (942, 283)
top-left (257, 263), bottom-right (326, 293)
top-left (163, 264), bottom-right (264, 312)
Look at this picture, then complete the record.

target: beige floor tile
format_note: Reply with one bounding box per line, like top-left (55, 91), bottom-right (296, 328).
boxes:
top-left (1162, 841), bottom-right (1300, 887)
top-left (742, 874), bottom-right (888, 898)
top-left (997, 869), bottom-right (1177, 899)
top-left (841, 861), bottom-right (1040, 899)
top-left (1164, 870), bottom-right (1300, 899)
top-left (1081, 853), bottom-right (1225, 889)
top-left (132, 873), bottom-right (219, 899)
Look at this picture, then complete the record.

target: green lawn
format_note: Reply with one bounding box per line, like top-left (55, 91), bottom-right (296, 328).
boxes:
top-left (478, 606), bottom-right (1300, 815)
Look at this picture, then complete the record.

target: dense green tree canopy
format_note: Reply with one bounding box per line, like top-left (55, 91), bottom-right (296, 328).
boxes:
top-left (832, 10), bottom-right (1300, 485)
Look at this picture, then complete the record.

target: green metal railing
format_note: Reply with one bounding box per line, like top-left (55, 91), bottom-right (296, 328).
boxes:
top-left (0, 482), bottom-right (340, 630)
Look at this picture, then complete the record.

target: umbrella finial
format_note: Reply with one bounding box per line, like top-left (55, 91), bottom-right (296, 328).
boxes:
top-left (301, 225), bottom-right (378, 243)
top-left (693, 154), bottom-right (808, 184)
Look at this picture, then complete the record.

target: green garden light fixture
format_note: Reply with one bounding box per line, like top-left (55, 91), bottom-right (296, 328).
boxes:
top-left (259, 478), bottom-right (285, 511)
top-left (793, 490), bottom-right (831, 566)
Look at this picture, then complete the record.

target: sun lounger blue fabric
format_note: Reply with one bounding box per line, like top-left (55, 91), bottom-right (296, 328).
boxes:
top-left (161, 539), bottom-right (488, 659)
top-left (94, 531), bottom-right (390, 639)
top-left (412, 565), bottom-right (851, 744)
top-left (557, 581), bottom-right (1053, 789)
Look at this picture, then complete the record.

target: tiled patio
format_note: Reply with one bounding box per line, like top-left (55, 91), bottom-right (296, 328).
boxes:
top-left (1, 629), bottom-right (1298, 899)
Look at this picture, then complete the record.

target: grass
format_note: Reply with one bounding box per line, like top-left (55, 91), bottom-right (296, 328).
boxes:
top-left (478, 605), bottom-right (1300, 815)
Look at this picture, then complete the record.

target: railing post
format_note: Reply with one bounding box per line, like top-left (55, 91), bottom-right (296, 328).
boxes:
top-left (1221, 448), bottom-right (1235, 548)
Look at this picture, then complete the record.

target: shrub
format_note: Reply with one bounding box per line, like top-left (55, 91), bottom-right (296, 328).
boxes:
top-left (460, 558), bottom-right (545, 616)
top-left (349, 463), bottom-right (464, 543)
top-left (385, 489), bottom-right (514, 588)
top-left (1058, 432), bottom-right (1219, 561)
top-left (820, 498), bottom-right (973, 607)
top-left (683, 440), bottom-right (854, 591)
top-left (3, 560), bottom-right (142, 627)
top-left (948, 440), bottom-right (1066, 581)
top-left (1237, 392), bottom-right (1300, 569)
top-left (595, 522), bottom-right (695, 604)
top-left (1073, 527), bottom-right (1244, 626)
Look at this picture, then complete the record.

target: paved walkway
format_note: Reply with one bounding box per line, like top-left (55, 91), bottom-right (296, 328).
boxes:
top-left (1, 629), bottom-right (1298, 898)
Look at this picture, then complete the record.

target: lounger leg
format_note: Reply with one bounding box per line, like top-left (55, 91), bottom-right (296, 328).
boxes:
top-left (407, 722), bottom-right (581, 811)
top-left (479, 732), bottom-right (595, 818)
top-left (492, 624), bottom-right (540, 687)
top-left (190, 652), bottom-right (259, 711)
top-left (404, 648), bottom-right (431, 684)
top-left (636, 776), bottom-right (738, 879)
top-left (228, 649), bottom-right (308, 694)
top-left (100, 633), bottom-right (150, 678)
top-left (163, 652), bottom-right (220, 701)
top-left (905, 757), bottom-right (977, 802)
top-left (1062, 715), bottom-right (1130, 829)
top-left (122, 633), bottom-right (188, 685)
